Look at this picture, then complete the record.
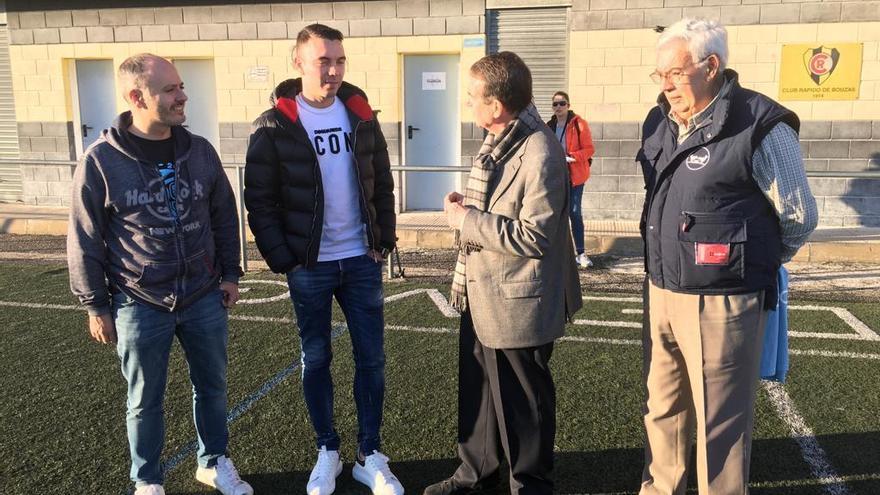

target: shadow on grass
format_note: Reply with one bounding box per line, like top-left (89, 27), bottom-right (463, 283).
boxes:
top-left (167, 432), bottom-right (880, 495)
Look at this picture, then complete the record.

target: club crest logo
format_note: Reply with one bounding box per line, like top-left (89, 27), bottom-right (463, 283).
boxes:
top-left (803, 46), bottom-right (840, 86)
top-left (685, 147), bottom-right (711, 171)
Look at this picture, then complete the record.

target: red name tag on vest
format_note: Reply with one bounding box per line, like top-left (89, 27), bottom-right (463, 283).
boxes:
top-left (695, 243), bottom-right (730, 265)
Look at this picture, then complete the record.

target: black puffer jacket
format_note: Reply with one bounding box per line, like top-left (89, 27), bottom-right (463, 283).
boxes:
top-left (244, 79), bottom-right (395, 273)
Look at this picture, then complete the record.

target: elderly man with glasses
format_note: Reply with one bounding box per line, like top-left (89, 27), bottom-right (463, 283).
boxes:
top-left (637, 18), bottom-right (817, 495)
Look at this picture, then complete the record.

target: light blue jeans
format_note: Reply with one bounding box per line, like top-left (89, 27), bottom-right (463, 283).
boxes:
top-left (112, 288), bottom-right (229, 487)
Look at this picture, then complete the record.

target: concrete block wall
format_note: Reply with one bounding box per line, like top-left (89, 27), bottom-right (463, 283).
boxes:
top-left (4, 1), bottom-right (879, 226)
top-left (461, 121), bottom-right (485, 167)
top-left (582, 122), bottom-right (644, 222)
top-left (5, 2), bottom-right (486, 135)
top-left (564, 15), bottom-right (880, 227)
top-left (801, 121), bottom-right (880, 173)
top-left (217, 119), bottom-right (401, 165)
top-left (217, 116), bottom-right (471, 214)
top-left (17, 162), bottom-right (243, 209)
top-left (582, 120), bottom-right (880, 227)
top-left (7, 2), bottom-right (486, 45)
top-left (16, 122), bottom-right (75, 161)
top-left (567, 22), bottom-right (880, 122)
top-left (5, 1), bottom-right (487, 212)
top-left (217, 119), bottom-right (405, 210)
top-left (566, 0), bottom-right (880, 31)
top-left (800, 120), bottom-right (880, 226)
top-left (19, 162), bottom-right (75, 206)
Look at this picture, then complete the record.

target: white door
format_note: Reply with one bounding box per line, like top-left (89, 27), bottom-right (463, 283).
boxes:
top-left (403, 55), bottom-right (459, 211)
top-left (173, 59), bottom-right (220, 149)
top-left (74, 60), bottom-right (116, 154)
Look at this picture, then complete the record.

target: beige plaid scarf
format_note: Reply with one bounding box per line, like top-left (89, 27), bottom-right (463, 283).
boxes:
top-left (450, 104), bottom-right (544, 312)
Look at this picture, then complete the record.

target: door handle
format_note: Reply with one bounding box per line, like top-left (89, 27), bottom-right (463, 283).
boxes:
top-left (81, 124), bottom-right (94, 137)
top-left (407, 125), bottom-right (420, 139)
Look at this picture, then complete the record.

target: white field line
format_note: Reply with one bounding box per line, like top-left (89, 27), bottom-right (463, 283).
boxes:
top-left (387, 323), bottom-right (880, 359)
top-left (0, 296), bottom-right (876, 494)
top-left (157, 363), bottom-right (299, 481)
top-left (0, 252), bottom-right (66, 261)
top-left (618, 304), bottom-right (880, 341)
top-left (387, 323), bottom-right (453, 334)
top-left (388, 323), bottom-right (880, 359)
top-left (142, 323), bottom-right (350, 493)
top-left (383, 288), bottom-right (459, 317)
top-left (794, 269), bottom-right (880, 279)
top-left (155, 291), bottom-right (453, 480)
top-left (425, 288), bottom-right (461, 317)
top-left (762, 381), bottom-right (852, 495)
top-left (583, 295), bottom-right (642, 303)
top-left (574, 319), bottom-right (642, 328)
top-left (236, 279), bottom-right (290, 304)
top-left (384, 288), bottom-right (429, 303)
top-left (9, 291), bottom-right (875, 342)
top-left (387, 324), bottom-right (643, 348)
top-left (230, 314), bottom-right (291, 323)
top-left (790, 349), bottom-right (880, 360)
top-left (560, 335), bottom-right (642, 346)
top-left (751, 473), bottom-right (880, 489)
top-left (791, 306), bottom-right (880, 341)
top-left (788, 332), bottom-right (867, 340)
top-left (0, 300), bottom-right (81, 310)
top-left (119, 288), bottom-right (469, 490)
top-left (587, 473), bottom-right (880, 495)
top-left (0, 296), bottom-right (880, 360)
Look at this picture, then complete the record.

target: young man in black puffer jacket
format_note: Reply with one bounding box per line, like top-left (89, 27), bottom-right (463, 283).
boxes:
top-left (244, 23), bottom-right (400, 495)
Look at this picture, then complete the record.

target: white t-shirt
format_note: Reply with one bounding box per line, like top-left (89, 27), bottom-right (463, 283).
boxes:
top-left (296, 94), bottom-right (368, 262)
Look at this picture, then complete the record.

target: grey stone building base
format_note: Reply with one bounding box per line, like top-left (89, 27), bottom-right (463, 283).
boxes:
top-left (11, 118), bottom-right (880, 227)
top-left (584, 120), bottom-right (880, 228)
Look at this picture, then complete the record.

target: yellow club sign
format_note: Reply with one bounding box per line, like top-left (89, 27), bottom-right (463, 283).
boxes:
top-left (779, 43), bottom-right (862, 101)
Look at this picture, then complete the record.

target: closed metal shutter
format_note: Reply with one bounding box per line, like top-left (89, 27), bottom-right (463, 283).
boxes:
top-left (0, 23), bottom-right (21, 202)
top-left (487, 7), bottom-right (569, 121)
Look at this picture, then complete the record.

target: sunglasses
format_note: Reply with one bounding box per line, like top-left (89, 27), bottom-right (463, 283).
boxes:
top-left (552, 101), bottom-right (568, 107)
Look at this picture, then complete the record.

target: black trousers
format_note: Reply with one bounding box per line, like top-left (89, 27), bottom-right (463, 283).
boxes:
top-left (452, 310), bottom-right (556, 495)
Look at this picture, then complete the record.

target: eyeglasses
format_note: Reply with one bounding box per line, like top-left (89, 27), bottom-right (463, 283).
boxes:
top-left (649, 56), bottom-right (710, 85)
top-left (552, 101), bottom-right (568, 107)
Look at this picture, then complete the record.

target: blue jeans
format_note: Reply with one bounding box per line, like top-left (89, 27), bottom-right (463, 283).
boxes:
top-left (570, 183), bottom-right (585, 255)
top-left (286, 254), bottom-right (386, 455)
top-left (113, 288), bottom-right (229, 487)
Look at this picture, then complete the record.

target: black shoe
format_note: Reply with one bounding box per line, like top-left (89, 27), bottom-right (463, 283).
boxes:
top-left (423, 477), bottom-right (500, 495)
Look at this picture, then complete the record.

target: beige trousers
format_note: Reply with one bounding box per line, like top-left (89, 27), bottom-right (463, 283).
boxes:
top-left (640, 280), bottom-right (767, 495)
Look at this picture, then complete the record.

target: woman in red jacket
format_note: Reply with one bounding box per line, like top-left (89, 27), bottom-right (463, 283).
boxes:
top-left (547, 91), bottom-right (595, 268)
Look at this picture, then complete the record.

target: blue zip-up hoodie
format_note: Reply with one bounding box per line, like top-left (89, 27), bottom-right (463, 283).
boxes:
top-left (67, 111), bottom-right (242, 315)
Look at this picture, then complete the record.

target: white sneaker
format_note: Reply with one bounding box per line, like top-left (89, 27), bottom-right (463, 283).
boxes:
top-left (195, 455), bottom-right (254, 495)
top-left (134, 485), bottom-right (165, 495)
top-left (576, 253), bottom-right (593, 268)
top-left (307, 446), bottom-right (343, 495)
top-left (352, 450), bottom-right (404, 495)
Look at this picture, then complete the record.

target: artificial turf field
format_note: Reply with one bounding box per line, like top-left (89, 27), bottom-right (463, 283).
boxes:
top-left (0, 262), bottom-right (878, 495)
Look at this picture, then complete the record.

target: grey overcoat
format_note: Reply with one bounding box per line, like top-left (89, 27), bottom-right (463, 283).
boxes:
top-left (459, 125), bottom-right (583, 349)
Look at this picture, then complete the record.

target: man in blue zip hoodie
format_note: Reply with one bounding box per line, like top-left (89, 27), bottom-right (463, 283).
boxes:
top-left (67, 54), bottom-right (251, 495)
top-left (244, 24), bottom-right (400, 495)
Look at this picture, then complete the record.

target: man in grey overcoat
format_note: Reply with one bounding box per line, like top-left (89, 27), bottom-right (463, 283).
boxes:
top-left (423, 51), bottom-right (582, 495)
